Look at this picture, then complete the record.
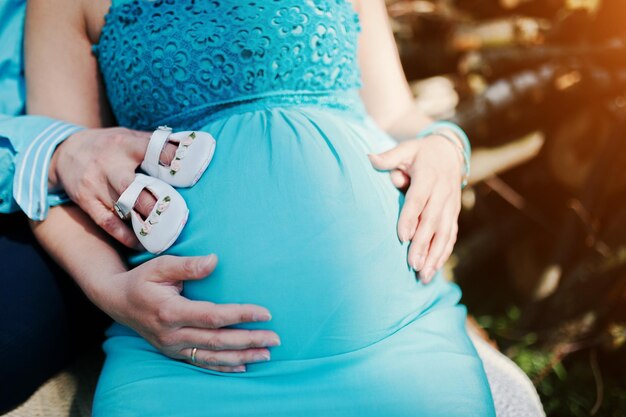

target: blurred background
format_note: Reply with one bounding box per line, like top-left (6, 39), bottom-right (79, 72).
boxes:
top-left (386, 0), bottom-right (626, 415)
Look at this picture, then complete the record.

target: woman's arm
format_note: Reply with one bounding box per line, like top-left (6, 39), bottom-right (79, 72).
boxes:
top-left (25, 0), bottom-right (111, 126)
top-left (354, 0), bottom-right (432, 138)
top-left (25, 0), bottom-right (151, 245)
top-left (25, 0), bottom-right (280, 369)
top-left (356, 0), bottom-right (465, 282)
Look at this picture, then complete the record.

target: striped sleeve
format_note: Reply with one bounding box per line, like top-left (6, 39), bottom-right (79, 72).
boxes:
top-left (13, 121), bottom-right (83, 220)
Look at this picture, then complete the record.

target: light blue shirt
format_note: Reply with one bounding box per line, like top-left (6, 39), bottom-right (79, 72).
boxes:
top-left (0, 0), bottom-right (82, 220)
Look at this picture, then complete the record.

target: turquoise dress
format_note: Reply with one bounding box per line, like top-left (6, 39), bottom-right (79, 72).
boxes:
top-left (93, 1), bottom-right (495, 415)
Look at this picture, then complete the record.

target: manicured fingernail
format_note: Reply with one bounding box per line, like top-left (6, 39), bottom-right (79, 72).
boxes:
top-left (266, 338), bottom-right (281, 347)
top-left (204, 254), bottom-right (217, 267)
top-left (253, 312), bottom-right (271, 322)
top-left (399, 230), bottom-right (410, 243)
top-left (415, 255), bottom-right (425, 270)
top-left (411, 257), bottom-right (422, 271)
top-left (234, 366), bottom-right (246, 373)
top-left (255, 353), bottom-right (270, 362)
top-left (421, 268), bottom-right (432, 282)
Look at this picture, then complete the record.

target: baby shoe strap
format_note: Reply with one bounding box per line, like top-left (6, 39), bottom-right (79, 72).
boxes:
top-left (142, 126), bottom-right (173, 175)
top-left (114, 174), bottom-right (151, 220)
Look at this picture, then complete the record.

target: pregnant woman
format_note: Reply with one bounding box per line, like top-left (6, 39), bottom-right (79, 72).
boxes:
top-left (26, 0), bottom-right (495, 415)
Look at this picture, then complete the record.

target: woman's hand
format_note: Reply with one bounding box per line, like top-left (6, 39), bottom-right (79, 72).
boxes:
top-left (99, 254), bottom-right (281, 372)
top-left (369, 135), bottom-right (464, 283)
top-left (49, 127), bottom-right (177, 248)
top-left (32, 205), bottom-right (281, 374)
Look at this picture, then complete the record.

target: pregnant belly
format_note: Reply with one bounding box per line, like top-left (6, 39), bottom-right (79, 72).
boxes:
top-left (132, 106), bottom-right (439, 360)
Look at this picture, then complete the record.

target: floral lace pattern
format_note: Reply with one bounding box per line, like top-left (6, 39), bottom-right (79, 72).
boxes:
top-left (95, 0), bottom-right (362, 130)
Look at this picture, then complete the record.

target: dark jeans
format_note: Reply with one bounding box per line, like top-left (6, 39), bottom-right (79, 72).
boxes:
top-left (0, 213), bottom-right (110, 413)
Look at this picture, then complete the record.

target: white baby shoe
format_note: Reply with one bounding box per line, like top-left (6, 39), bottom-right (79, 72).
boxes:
top-left (141, 125), bottom-right (216, 188)
top-left (114, 174), bottom-right (189, 254)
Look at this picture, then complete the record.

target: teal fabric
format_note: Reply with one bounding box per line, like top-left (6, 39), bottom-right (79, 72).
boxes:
top-left (0, 1), bottom-right (79, 218)
top-left (94, 0), bottom-right (362, 130)
top-left (0, 0), bottom-right (26, 117)
top-left (0, 0), bottom-right (30, 213)
top-left (10, 119), bottom-right (82, 219)
top-left (93, 1), bottom-right (495, 415)
top-left (0, 115), bottom-right (76, 216)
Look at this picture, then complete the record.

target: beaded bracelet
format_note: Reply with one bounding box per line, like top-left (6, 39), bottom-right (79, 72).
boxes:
top-left (416, 121), bottom-right (471, 188)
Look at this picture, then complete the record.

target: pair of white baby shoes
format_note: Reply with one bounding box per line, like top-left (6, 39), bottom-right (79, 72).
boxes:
top-left (114, 126), bottom-right (216, 254)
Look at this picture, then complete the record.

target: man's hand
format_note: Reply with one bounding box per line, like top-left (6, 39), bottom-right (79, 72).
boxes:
top-left (100, 254), bottom-right (281, 372)
top-left (48, 128), bottom-right (176, 248)
top-left (369, 135), bottom-right (464, 283)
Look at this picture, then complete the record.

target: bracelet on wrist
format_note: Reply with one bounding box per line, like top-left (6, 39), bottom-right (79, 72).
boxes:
top-left (416, 121), bottom-right (471, 188)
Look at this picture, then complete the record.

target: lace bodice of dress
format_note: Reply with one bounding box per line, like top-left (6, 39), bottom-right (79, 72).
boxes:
top-left (95, 0), bottom-right (362, 129)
